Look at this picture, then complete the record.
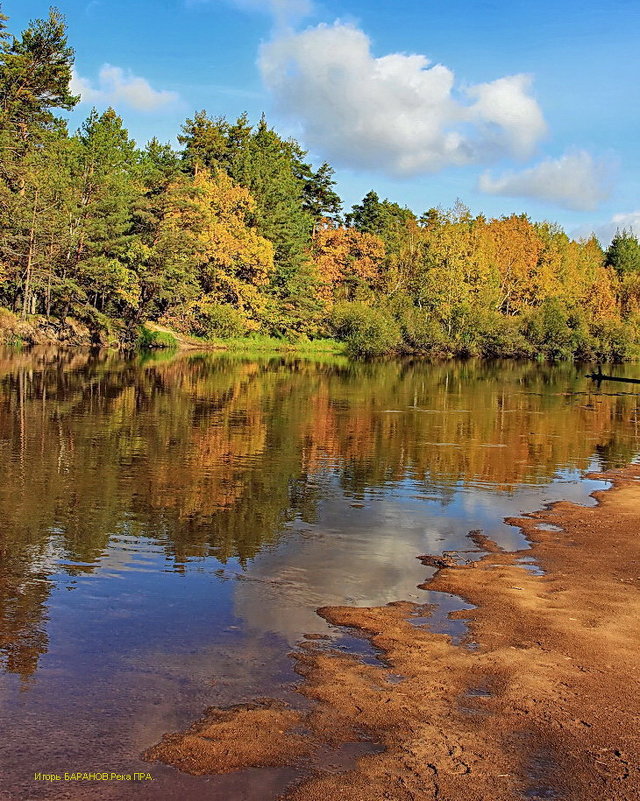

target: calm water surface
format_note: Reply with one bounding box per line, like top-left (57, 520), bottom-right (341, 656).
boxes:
top-left (0, 349), bottom-right (639, 800)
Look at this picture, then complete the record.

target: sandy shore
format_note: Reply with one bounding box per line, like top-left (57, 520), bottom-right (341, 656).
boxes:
top-left (146, 466), bottom-right (640, 800)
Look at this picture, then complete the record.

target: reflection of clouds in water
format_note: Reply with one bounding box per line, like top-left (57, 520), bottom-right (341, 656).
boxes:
top-left (232, 475), bottom-right (610, 645)
top-left (39, 469), bottom-right (606, 770)
top-left (234, 501), bottom-right (442, 643)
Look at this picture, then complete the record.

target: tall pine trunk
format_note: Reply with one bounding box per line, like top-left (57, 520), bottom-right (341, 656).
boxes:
top-left (21, 189), bottom-right (39, 319)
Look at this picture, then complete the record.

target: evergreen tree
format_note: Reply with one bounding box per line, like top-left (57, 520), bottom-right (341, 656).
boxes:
top-left (605, 229), bottom-right (640, 276)
top-left (225, 116), bottom-right (312, 280)
top-left (0, 130), bottom-right (75, 316)
top-left (0, 7), bottom-right (78, 316)
top-left (179, 112), bottom-right (314, 280)
top-left (0, 6), bottom-right (78, 160)
top-left (178, 110), bottom-right (228, 176)
top-left (299, 162), bottom-right (342, 228)
top-left (127, 138), bottom-right (189, 321)
top-left (347, 191), bottom-right (416, 251)
top-left (66, 108), bottom-right (139, 316)
top-left (346, 191), bottom-right (382, 234)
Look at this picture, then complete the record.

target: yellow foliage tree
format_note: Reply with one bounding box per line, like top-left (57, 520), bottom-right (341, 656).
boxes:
top-left (154, 170), bottom-right (274, 322)
top-left (481, 215), bottom-right (545, 314)
top-left (311, 225), bottom-right (385, 301)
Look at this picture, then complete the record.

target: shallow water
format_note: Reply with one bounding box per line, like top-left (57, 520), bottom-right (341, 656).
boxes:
top-left (0, 349), bottom-right (638, 800)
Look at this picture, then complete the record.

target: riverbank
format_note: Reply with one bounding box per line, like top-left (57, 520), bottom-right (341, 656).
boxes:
top-left (0, 310), bottom-right (347, 356)
top-left (141, 323), bottom-right (347, 355)
top-left (3, 306), bottom-right (639, 365)
top-left (0, 307), bottom-right (108, 347)
top-left (146, 466), bottom-right (640, 800)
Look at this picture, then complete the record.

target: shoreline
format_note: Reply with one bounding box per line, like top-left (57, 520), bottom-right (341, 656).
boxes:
top-left (0, 314), bottom-right (347, 356)
top-left (146, 465), bottom-right (640, 800)
top-left (4, 313), bottom-right (640, 367)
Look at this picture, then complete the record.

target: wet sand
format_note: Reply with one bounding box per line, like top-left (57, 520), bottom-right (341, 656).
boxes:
top-left (146, 466), bottom-right (640, 800)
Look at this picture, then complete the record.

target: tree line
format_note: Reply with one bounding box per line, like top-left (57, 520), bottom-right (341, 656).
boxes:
top-left (1, 7), bottom-right (640, 360)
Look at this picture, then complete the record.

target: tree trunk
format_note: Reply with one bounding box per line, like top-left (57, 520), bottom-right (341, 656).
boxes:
top-left (21, 189), bottom-right (39, 319)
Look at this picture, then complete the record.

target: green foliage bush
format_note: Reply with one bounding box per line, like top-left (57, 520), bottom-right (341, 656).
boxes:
top-left (191, 302), bottom-right (251, 339)
top-left (161, 301), bottom-right (252, 339)
top-left (520, 299), bottom-right (607, 361)
top-left (396, 305), bottom-right (451, 357)
top-left (262, 262), bottom-right (327, 339)
top-left (478, 314), bottom-right (532, 359)
top-left (137, 325), bottom-right (178, 350)
top-left (522, 299), bottom-right (576, 360)
top-left (590, 319), bottom-right (639, 362)
top-left (331, 301), bottom-right (401, 359)
top-left (515, 300), bottom-right (639, 362)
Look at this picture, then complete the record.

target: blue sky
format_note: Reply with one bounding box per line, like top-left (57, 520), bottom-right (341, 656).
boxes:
top-left (7, 0), bottom-right (640, 241)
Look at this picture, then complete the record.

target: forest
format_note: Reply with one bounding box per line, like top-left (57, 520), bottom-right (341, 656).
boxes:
top-left (2, 7), bottom-right (640, 360)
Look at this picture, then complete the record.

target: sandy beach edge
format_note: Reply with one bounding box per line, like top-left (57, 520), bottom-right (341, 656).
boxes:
top-left (145, 465), bottom-right (640, 801)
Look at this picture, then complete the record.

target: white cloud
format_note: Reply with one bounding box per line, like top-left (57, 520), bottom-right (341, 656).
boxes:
top-left (466, 75), bottom-right (547, 160)
top-left (478, 150), bottom-right (613, 211)
top-left (186, 0), bottom-right (313, 24)
top-left (71, 65), bottom-right (180, 112)
top-left (258, 22), bottom-right (547, 177)
top-left (610, 210), bottom-right (640, 233)
top-left (242, 0), bottom-right (313, 18)
top-left (573, 210), bottom-right (640, 246)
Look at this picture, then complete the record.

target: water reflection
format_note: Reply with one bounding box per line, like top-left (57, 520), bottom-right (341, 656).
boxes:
top-left (0, 348), bottom-right (638, 798)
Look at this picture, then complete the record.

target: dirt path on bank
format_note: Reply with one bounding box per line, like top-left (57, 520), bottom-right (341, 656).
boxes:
top-left (146, 466), bottom-right (640, 801)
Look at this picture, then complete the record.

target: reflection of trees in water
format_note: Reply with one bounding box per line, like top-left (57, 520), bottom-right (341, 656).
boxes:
top-left (300, 359), bottom-right (640, 494)
top-left (0, 559), bottom-right (50, 680)
top-left (0, 349), bottom-right (639, 678)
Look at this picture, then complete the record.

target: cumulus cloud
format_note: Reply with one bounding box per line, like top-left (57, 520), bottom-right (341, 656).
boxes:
top-left (478, 150), bottom-right (613, 211)
top-left (609, 210), bottom-right (640, 233)
top-left (71, 65), bottom-right (180, 111)
top-left (466, 75), bottom-right (547, 160)
top-left (573, 210), bottom-right (640, 246)
top-left (258, 22), bottom-right (547, 177)
top-left (239, 0), bottom-right (313, 17)
top-left (186, 0), bottom-right (313, 24)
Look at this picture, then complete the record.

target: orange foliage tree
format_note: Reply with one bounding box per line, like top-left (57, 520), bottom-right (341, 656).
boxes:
top-left (311, 225), bottom-right (385, 301)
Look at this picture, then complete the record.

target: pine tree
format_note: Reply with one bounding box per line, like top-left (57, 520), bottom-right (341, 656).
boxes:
top-left (65, 108), bottom-right (140, 317)
top-left (0, 131), bottom-right (74, 316)
top-left (0, 6), bottom-right (78, 155)
top-left (0, 7), bottom-right (79, 316)
top-left (605, 229), bottom-right (640, 276)
top-left (299, 162), bottom-right (342, 230)
top-left (347, 191), bottom-right (416, 251)
top-left (179, 112), bottom-right (314, 280)
top-left (346, 191), bottom-right (382, 234)
top-left (178, 110), bottom-right (228, 176)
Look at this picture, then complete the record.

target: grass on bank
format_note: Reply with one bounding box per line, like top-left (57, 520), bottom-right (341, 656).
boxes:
top-left (208, 334), bottom-right (345, 354)
top-left (139, 323), bottom-right (346, 355)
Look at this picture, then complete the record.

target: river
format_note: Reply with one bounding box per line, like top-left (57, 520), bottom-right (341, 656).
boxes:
top-left (0, 348), bottom-right (638, 800)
